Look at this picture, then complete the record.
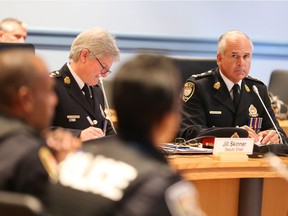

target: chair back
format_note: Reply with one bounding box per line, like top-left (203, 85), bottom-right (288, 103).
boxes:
top-left (268, 69), bottom-right (288, 104)
top-left (0, 191), bottom-right (44, 216)
top-left (170, 57), bottom-right (218, 84)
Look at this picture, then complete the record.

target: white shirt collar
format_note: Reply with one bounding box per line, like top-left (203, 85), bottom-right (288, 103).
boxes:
top-left (219, 69), bottom-right (242, 92)
top-left (67, 62), bottom-right (85, 89)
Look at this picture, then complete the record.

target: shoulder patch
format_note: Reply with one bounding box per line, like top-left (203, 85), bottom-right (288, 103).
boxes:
top-left (183, 82), bottom-right (195, 102)
top-left (49, 70), bottom-right (61, 78)
top-left (244, 76), bottom-right (264, 85)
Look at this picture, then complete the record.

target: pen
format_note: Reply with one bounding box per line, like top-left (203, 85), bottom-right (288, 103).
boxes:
top-left (86, 116), bottom-right (94, 126)
top-left (103, 119), bottom-right (108, 135)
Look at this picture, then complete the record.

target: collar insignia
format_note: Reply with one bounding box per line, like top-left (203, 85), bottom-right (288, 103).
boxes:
top-left (213, 82), bottom-right (221, 90)
top-left (64, 76), bottom-right (71, 85)
top-left (245, 84), bottom-right (250, 92)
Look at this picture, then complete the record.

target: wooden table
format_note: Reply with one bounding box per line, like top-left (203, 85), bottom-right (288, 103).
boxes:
top-left (167, 155), bottom-right (288, 216)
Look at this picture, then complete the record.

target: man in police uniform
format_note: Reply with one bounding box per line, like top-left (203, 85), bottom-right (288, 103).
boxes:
top-left (179, 30), bottom-right (287, 145)
top-left (46, 54), bottom-right (206, 216)
top-left (51, 27), bottom-right (120, 141)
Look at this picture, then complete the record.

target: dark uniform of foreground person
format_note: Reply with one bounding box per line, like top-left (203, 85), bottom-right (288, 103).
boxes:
top-left (0, 50), bottom-right (80, 202)
top-left (179, 30), bottom-right (287, 145)
top-left (51, 27), bottom-right (120, 142)
top-left (46, 54), bottom-right (206, 216)
top-left (0, 17), bottom-right (27, 43)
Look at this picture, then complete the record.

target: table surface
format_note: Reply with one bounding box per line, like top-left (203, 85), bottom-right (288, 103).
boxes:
top-left (167, 154), bottom-right (288, 180)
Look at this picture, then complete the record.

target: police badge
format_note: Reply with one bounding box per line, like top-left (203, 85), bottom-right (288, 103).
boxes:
top-left (248, 104), bottom-right (262, 133)
top-left (249, 104), bottom-right (258, 117)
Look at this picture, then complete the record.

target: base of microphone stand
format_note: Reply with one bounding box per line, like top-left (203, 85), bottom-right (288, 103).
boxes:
top-left (238, 178), bottom-right (263, 216)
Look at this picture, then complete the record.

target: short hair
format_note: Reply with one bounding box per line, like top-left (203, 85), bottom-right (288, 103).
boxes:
top-left (0, 18), bottom-right (27, 32)
top-left (69, 27), bottom-right (120, 62)
top-left (112, 54), bottom-right (181, 142)
top-left (0, 50), bottom-right (40, 109)
top-left (217, 30), bottom-right (254, 55)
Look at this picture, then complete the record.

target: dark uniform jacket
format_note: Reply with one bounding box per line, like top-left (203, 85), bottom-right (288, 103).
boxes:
top-left (50, 63), bottom-right (115, 137)
top-left (179, 68), bottom-right (287, 143)
top-left (0, 115), bottom-right (48, 202)
top-left (46, 136), bottom-right (204, 216)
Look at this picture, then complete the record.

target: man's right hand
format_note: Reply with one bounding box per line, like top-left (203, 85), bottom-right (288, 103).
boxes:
top-left (80, 126), bottom-right (105, 141)
top-left (240, 125), bottom-right (259, 143)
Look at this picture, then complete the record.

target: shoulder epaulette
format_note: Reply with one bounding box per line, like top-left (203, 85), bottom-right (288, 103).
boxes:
top-left (49, 71), bottom-right (61, 78)
top-left (190, 70), bottom-right (214, 80)
top-left (244, 76), bottom-right (265, 85)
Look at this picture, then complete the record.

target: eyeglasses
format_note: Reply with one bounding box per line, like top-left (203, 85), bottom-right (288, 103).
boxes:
top-left (174, 137), bottom-right (201, 148)
top-left (95, 57), bottom-right (112, 76)
top-left (158, 138), bottom-right (202, 155)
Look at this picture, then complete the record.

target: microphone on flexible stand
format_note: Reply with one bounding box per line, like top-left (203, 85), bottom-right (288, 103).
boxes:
top-left (99, 77), bottom-right (117, 134)
top-left (252, 85), bottom-right (283, 144)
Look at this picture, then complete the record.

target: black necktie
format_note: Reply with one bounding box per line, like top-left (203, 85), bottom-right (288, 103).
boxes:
top-left (232, 84), bottom-right (240, 108)
top-left (82, 84), bottom-right (93, 107)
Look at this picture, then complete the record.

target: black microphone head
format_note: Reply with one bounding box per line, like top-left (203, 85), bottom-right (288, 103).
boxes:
top-left (252, 85), bottom-right (259, 94)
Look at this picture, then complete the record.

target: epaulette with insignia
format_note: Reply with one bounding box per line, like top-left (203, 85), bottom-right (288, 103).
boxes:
top-left (49, 70), bottom-right (61, 78)
top-left (244, 76), bottom-right (264, 85)
top-left (191, 70), bottom-right (214, 79)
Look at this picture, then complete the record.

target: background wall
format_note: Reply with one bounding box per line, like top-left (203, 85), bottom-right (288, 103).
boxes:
top-left (1, 0), bottom-right (288, 85)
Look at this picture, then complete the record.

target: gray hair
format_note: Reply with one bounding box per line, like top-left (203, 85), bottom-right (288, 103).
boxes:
top-left (0, 18), bottom-right (27, 32)
top-left (217, 30), bottom-right (254, 55)
top-left (69, 27), bottom-right (120, 62)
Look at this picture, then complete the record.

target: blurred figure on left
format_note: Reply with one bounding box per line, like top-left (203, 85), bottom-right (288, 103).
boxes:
top-left (0, 50), bottom-right (80, 202)
top-left (0, 18), bottom-right (27, 43)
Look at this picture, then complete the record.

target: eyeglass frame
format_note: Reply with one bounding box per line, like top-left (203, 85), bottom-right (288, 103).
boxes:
top-left (88, 50), bottom-right (112, 76)
top-left (95, 57), bottom-right (112, 76)
top-left (172, 137), bottom-right (202, 154)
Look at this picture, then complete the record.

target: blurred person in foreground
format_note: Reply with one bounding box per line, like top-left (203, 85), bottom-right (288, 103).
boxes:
top-left (179, 30), bottom-right (287, 145)
top-left (0, 17), bottom-right (27, 43)
top-left (50, 27), bottom-right (120, 142)
top-left (0, 50), bottom-right (80, 202)
top-left (46, 54), bottom-right (206, 216)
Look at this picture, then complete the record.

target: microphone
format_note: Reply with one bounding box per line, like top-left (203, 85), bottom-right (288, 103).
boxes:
top-left (252, 85), bottom-right (283, 144)
top-left (98, 77), bottom-right (117, 134)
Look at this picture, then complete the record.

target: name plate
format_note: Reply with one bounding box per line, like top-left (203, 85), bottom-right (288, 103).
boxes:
top-left (213, 138), bottom-right (254, 155)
